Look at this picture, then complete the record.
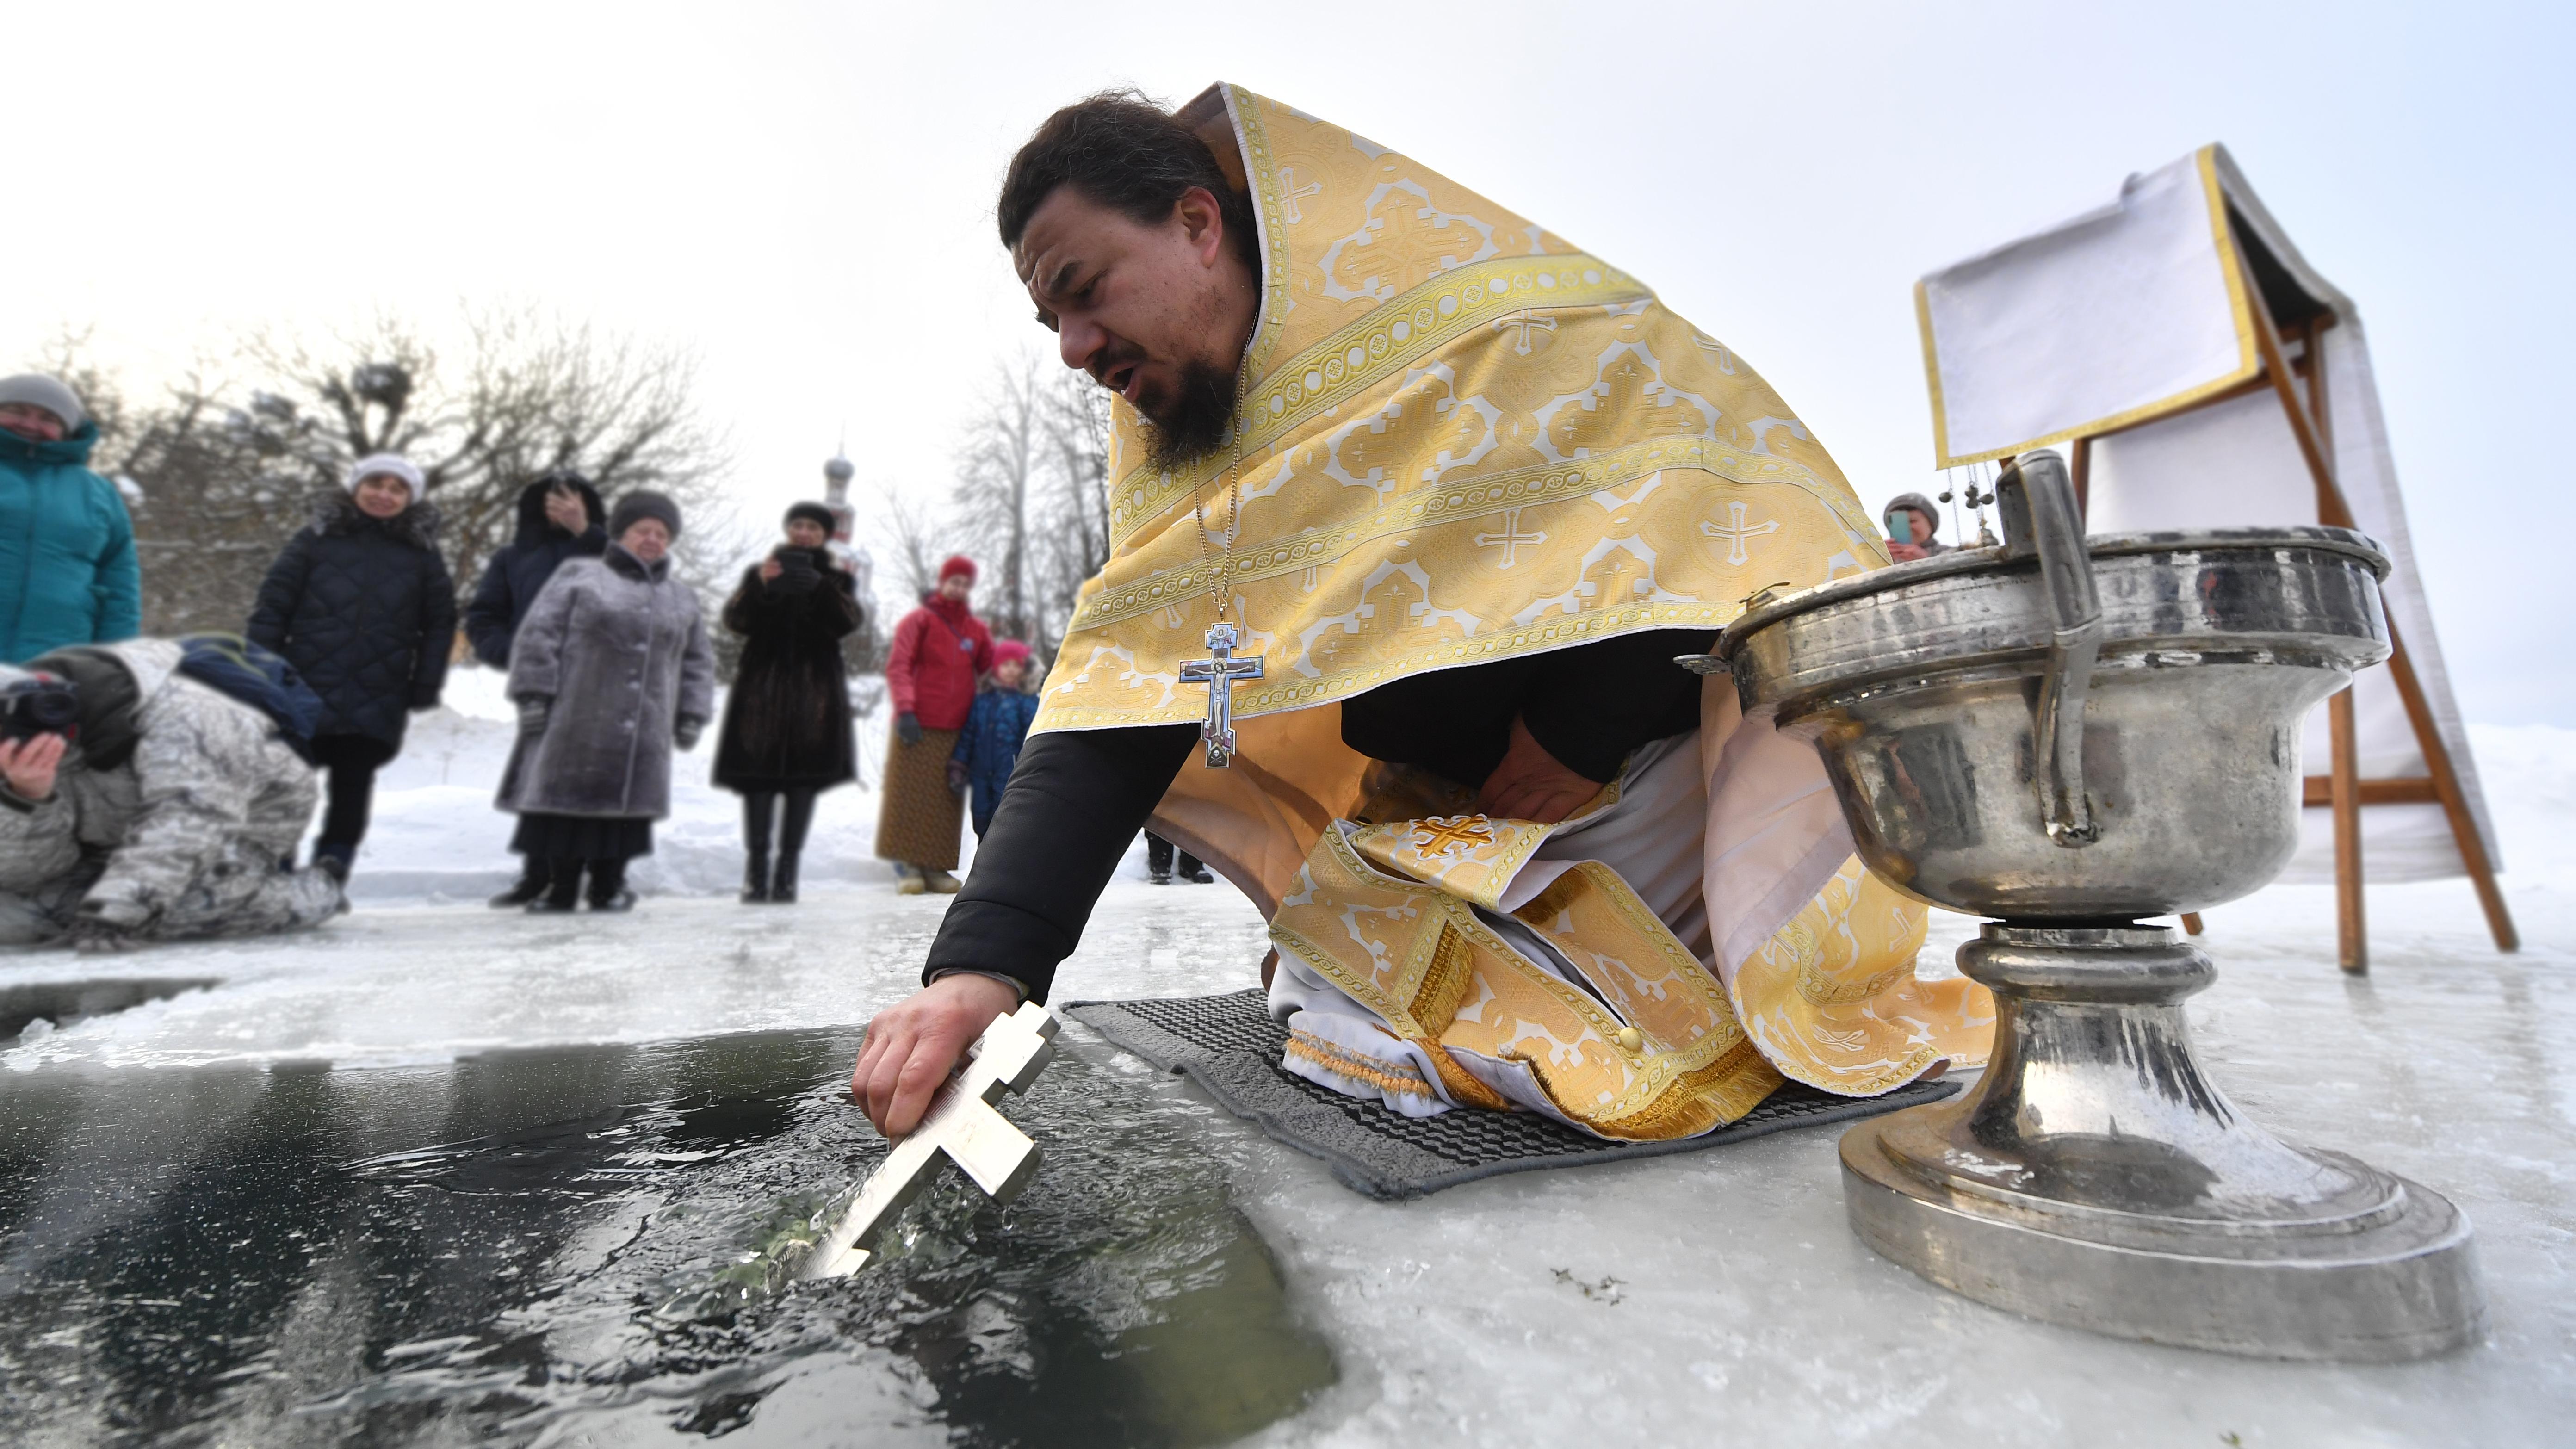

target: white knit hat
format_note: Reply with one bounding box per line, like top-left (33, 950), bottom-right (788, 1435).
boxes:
top-left (343, 452), bottom-right (426, 506)
top-left (0, 375), bottom-right (86, 430)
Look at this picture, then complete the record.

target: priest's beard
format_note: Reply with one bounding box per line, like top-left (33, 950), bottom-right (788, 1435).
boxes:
top-left (1137, 359), bottom-right (1242, 472)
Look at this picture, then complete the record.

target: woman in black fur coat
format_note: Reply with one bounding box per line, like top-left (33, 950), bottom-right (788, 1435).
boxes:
top-left (713, 502), bottom-right (863, 903)
top-left (247, 453), bottom-right (458, 882)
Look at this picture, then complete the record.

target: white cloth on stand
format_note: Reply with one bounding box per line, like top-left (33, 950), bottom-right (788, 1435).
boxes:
top-left (1915, 145), bottom-right (2497, 881)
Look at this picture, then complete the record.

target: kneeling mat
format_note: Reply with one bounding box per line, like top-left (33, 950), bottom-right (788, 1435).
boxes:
top-left (1065, 988), bottom-right (1961, 1200)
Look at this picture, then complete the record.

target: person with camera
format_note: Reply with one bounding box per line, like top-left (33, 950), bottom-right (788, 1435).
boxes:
top-left (0, 640), bottom-right (343, 949)
top-left (712, 502), bottom-right (864, 904)
top-left (246, 454), bottom-right (458, 885)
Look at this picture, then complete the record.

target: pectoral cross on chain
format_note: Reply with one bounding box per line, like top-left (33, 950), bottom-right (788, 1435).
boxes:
top-left (802, 1003), bottom-right (1061, 1279)
top-left (1178, 621), bottom-right (1263, 768)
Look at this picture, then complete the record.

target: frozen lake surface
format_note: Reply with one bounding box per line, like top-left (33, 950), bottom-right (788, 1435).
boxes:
top-left (0, 682), bottom-right (2568, 1445)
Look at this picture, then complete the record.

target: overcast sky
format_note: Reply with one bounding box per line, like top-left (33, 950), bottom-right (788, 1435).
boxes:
top-left (7, 0), bottom-right (2568, 722)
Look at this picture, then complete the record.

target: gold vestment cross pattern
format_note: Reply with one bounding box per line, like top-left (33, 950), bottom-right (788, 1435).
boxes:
top-left (1178, 621), bottom-right (1263, 768)
top-left (1411, 814), bottom-right (1497, 857)
top-left (802, 1003), bottom-right (1061, 1279)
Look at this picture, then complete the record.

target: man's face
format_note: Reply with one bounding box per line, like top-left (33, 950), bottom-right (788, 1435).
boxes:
top-left (786, 519), bottom-right (829, 549)
top-left (0, 403), bottom-right (66, 443)
top-left (1015, 184), bottom-right (1251, 467)
top-left (938, 573), bottom-right (972, 603)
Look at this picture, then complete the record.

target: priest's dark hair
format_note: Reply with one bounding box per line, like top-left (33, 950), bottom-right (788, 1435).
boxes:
top-left (997, 91), bottom-right (1258, 264)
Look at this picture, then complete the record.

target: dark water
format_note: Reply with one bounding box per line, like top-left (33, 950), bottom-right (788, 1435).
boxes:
top-left (0, 1026), bottom-right (1335, 1446)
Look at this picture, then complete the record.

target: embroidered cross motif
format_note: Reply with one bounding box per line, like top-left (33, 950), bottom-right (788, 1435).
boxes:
top-left (1700, 500), bottom-right (1780, 566)
top-left (1410, 814), bottom-right (1497, 858)
top-left (1178, 621), bottom-right (1264, 768)
top-left (1474, 508), bottom-right (1548, 568)
top-left (1492, 312), bottom-right (1559, 356)
top-left (1280, 167), bottom-right (1323, 225)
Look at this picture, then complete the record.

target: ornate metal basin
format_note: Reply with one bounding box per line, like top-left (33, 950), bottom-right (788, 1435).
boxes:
top-left (1702, 453), bottom-right (2482, 1362)
top-left (1720, 525), bottom-right (2390, 919)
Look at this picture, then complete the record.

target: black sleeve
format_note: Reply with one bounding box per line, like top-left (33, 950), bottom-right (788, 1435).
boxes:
top-left (463, 554), bottom-right (515, 668)
top-left (411, 553), bottom-right (458, 705)
top-left (922, 722), bottom-right (1197, 1003)
top-left (244, 533), bottom-right (311, 653)
top-left (1518, 628), bottom-right (1717, 783)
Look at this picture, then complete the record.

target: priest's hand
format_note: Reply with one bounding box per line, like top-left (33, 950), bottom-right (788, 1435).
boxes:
top-left (852, 972), bottom-right (1020, 1137)
top-left (1478, 715), bottom-right (1599, 824)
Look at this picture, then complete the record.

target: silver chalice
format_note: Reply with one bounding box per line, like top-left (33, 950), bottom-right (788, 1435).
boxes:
top-left (1708, 451), bottom-right (2484, 1360)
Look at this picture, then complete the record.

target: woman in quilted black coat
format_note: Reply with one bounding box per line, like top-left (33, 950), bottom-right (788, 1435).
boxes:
top-left (712, 502), bottom-right (862, 904)
top-left (247, 453), bottom-right (458, 881)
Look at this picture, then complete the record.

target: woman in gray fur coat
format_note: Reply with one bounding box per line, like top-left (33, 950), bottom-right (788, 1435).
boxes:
top-left (496, 491), bottom-right (714, 912)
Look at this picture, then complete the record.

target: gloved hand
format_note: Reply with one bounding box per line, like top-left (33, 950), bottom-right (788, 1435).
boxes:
top-left (946, 761), bottom-right (968, 796)
top-left (68, 916), bottom-right (137, 954)
top-left (674, 717), bottom-right (704, 751)
top-left (517, 697), bottom-right (552, 737)
top-left (897, 712), bottom-right (922, 746)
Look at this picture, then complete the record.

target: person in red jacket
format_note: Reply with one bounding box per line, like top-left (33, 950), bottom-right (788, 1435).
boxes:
top-left (876, 555), bottom-right (993, 893)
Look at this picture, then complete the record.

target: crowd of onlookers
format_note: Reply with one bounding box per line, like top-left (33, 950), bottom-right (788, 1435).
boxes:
top-left (0, 368), bottom-right (1086, 950)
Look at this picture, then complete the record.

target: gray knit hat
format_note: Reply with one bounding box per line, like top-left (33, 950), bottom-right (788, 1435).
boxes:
top-left (0, 375), bottom-right (86, 431)
top-left (608, 489), bottom-right (682, 540)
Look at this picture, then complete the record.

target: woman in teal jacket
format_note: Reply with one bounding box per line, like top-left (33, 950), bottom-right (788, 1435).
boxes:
top-left (0, 375), bottom-right (140, 663)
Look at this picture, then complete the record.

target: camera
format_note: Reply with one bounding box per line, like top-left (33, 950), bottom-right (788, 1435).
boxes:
top-left (0, 673), bottom-right (80, 743)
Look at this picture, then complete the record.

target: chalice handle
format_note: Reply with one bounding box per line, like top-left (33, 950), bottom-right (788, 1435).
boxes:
top-left (1997, 451), bottom-right (2102, 847)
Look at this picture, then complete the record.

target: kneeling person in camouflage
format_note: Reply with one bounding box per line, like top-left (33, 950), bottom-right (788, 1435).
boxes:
top-left (0, 639), bottom-right (345, 950)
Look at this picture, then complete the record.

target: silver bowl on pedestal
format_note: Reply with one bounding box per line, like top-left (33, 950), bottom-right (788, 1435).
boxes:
top-left (1706, 451), bottom-right (2484, 1361)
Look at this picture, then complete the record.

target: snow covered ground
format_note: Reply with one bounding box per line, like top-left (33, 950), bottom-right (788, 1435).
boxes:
top-left (0, 678), bottom-right (2570, 1446)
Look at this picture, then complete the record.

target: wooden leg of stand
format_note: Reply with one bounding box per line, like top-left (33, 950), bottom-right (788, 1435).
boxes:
top-left (2331, 687), bottom-right (2366, 973)
top-left (2383, 629), bottom-right (2521, 953)
top-left (2180, 913), bottom-right (2205, 936)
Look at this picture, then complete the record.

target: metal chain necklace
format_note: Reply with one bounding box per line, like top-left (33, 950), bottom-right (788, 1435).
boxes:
top-left (1177, 328), bottom-right (1264, 768)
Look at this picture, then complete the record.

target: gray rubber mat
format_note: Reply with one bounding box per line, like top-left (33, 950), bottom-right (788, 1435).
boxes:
top-left (1064, 988), bottom-right (1961, 1200)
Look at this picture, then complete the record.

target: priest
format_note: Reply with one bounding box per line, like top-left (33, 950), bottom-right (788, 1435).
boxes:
top-left (854, 86), bottom-right (1990, 1141)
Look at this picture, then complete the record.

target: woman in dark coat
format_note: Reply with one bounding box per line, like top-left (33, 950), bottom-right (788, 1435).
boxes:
top-left (463, 470), bottom-right (607, 668)
top-left (247, 452), bottom-right (458, 881)
top-left (466, 469), bottom-right (609, 906)
top-left (498, 491), bottom-right (715, 913)
top-left (714, 502), bottom-right (863, 904)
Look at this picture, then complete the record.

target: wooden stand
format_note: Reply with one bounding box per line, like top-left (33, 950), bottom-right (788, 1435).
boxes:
top-left (2063, 249), bottom-right (2517, 969)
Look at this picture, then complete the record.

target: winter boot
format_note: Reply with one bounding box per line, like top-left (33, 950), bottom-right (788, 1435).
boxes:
top-left (1178, 851), bottom-right (1214, 885)
top-left (1146, 832), bottom-right (1175, 884)
top-left (923, 868), bottom-right (962, 895)
top-left (313, 842), bottom-right (355, 887)
top-left (741, 848), bottom-right (771, 904)
top-left (492, 857), bottom-right (551, 908)
top-left (771, 851), bottom-right (800, 904)
top-left (893, 863), bottom-right (927, 896)
top-left (587, 858), bottom-right (636, 913)
top-left (528, 858), bottom-right (584, 913)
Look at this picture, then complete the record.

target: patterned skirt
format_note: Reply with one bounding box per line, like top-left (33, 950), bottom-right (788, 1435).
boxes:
top-left (874, 728), bottom-right (963, 870)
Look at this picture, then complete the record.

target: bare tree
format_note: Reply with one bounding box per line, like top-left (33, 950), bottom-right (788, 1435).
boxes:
top-left (950, 358), bottom-right (1046, 647)
top-left (1034, 364), bottom-right (1114, 652)
top-left (228, 306), bottom-right (731, 590)
top-left (944, 354), bottom-right (1116, 663)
